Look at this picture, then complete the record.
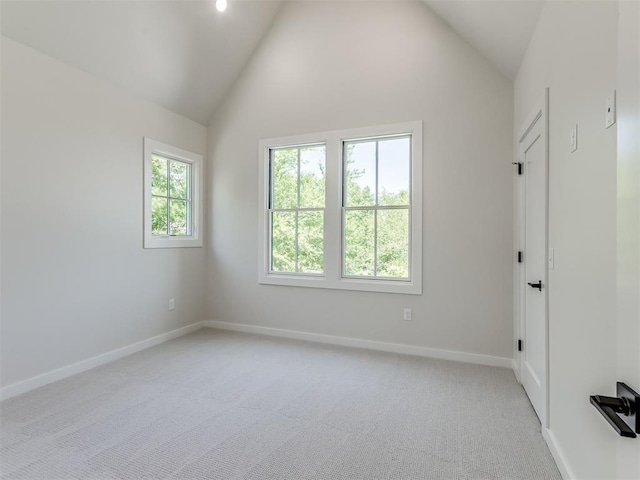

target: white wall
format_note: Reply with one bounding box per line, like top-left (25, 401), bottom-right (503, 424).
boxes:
top-left (1, 37), bottom-right (207, 389)
top-left (206, 1), bottom-right (514, 359)
top-left (515, 2), bottom-right (619, 478)
top-left (616, 2), bottom-right (640, 477)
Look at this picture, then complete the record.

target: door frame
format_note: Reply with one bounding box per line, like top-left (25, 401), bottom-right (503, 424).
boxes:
top-left (514, 88), bottom-right (549, 428)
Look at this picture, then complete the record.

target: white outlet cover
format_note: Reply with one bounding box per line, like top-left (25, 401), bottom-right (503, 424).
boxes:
top-left (606, 90), bottom-right (616, 129)
top-left (570, 124), bottom-right (578, 153)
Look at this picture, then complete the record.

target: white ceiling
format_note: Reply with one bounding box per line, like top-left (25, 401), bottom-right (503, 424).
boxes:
top-left (1, 0), bottom-right (284, 125)
top-left (1, 0), bottom-right (544, 125)
top-left (424, 0), bottom-right (545, 80)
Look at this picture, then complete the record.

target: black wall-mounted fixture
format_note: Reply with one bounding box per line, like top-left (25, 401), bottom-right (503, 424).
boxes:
top-left (590, 383), bottom-right (639, 438)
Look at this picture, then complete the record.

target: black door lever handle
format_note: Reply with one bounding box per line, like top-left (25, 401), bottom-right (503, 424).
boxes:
top-left (590, 382), bottom-right (640, 438)
top-left (527, 281), bottom-right (543, 291)
top-left (590, 396), bottom-right (636, 437)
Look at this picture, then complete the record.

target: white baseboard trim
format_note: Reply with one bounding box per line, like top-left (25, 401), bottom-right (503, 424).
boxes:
top-left (511, 359), bottom-right (520, 381)
top-left (0, 322), bottom-right (205, 401)
top-left (543, 427), bottom-right (575, 480)
top-left (204, 320), bottom-right (512, 368)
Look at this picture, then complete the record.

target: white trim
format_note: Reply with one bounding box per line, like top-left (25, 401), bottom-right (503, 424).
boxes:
top-left (204, 320), bottom-right (512, 368)
top-left (542, 428), bottom-right (575, 480)
top-left (143, 138), bottom-right (204, 249)
top-left (514, 88), bottom-right (550, 429)
top-left (511, 358), bottom-right (518, 377)
top-left (0, 322), bottom-right (204, 401)
top-left (257, 121), bottom-right (423, 295)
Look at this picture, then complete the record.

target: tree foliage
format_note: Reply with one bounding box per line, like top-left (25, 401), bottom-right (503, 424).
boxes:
top-left (151, 155), bottom-right (190, 236)
top-left (270, 141), bottom-right (410, 278)
top-left (271, 147), bottom-right (325, 273)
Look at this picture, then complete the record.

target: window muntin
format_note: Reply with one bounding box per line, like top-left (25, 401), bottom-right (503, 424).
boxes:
top-left (269, 144), bottom-right (326, 274)
top-left (343, 135), bottom-right (411, 280)
top-left (151, 154), bottom-right (192, 237)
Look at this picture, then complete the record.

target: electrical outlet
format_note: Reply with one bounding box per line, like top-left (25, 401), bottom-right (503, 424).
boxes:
top-left (169, 299), bottom-right (175, 311)
top-left (403, 308), bottom-right (412, 321)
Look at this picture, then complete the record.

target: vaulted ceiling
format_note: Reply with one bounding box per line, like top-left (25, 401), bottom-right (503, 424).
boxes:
top-left (1, 0), bottom-right (284, 125)
top-left (424, 0), bottom-right (544, 79)
top-left (1, 0), bottom-right (545, 125)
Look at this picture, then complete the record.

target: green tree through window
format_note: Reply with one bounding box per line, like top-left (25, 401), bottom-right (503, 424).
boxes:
top-left (268, 136), bottom-right (410, 279)
top-left (270, 145), bottom-right (325, 273)
top-left (343, 136), bottom-right (410, 278)
top-left (151, 154), bottom-right (191, 236)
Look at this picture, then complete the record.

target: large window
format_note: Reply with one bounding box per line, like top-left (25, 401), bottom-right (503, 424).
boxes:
top-left (144, 138), bottom-right (203, 248)
top-left (259, 122), bottom-right (422, 294)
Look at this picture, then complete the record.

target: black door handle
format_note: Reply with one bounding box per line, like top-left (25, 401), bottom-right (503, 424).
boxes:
top-left (527, 281), bottom-right (543, 291)
top-left (590, 383), bottom-right (640, 438)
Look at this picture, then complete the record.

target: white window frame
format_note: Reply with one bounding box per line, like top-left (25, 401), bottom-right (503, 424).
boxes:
top-left (258, 121), bottom-right (422, 294)
top-left (268, 143), bottom-right (327, 276)
top-left (143, 138), bottom-right (203, 249)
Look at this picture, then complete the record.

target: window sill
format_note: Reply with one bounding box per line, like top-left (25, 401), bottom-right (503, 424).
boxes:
top-left (258, 273), bottom-right (421, 295)
top-left (144, 236), bottom-right (203, 249)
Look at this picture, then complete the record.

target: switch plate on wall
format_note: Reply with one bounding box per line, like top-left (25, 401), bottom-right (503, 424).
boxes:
top-left (606, 90), bottom-right (616, 128)
top-left (570, 124), bottom-right (578, 153)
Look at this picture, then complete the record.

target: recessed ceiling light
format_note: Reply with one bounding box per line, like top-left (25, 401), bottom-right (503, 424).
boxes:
top-left (216, 0), bottom-right (227, 12)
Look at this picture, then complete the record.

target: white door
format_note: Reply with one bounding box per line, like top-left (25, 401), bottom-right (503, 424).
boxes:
top-left (518, 92), bottom-right (548, 426)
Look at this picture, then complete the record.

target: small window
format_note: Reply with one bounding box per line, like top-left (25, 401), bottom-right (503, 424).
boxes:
top-left (151, 155), bottom-right (191, 236)
top-left (269, 144), bottom-right (326, 274)
top-left (144, 138), bottom-right (202, 248)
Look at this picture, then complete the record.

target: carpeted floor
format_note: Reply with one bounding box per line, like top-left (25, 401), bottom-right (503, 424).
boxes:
top-left (1, 329), bottom-right (561, 479)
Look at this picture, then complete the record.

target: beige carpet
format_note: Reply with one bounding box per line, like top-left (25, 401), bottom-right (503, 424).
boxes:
top-left (1, 329), bottom-right (561, 479)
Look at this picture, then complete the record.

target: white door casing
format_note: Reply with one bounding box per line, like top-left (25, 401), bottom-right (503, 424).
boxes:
top-left (517, 89), bottom-right (549, 428)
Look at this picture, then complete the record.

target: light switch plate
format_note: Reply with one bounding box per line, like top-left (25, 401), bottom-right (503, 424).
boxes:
top-left (606, 90), bottom-right (616, 129)
top-left (570, 124), bottom-right (578, 153)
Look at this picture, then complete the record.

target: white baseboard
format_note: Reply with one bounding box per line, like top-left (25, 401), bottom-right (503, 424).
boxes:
top-left (543, 427), bottom-right (575, 480)
top-left (204, 320), bottom-right (513, 368)
top-left (0, 322), bottom-right (205, 401)
top-left (511, 358), bottom-right (520, 381)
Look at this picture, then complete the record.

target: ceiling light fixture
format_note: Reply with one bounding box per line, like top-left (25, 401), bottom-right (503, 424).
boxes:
top-left (216, 0), bottom-right (227, 12)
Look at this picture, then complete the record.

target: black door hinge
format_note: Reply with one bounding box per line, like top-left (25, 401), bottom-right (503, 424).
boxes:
top-left (517, 251), bottom-right (523, 263)
top-left (518, 339), bottom-right (523, 352)
top-left (512, 162), bottom-right (523, 175)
